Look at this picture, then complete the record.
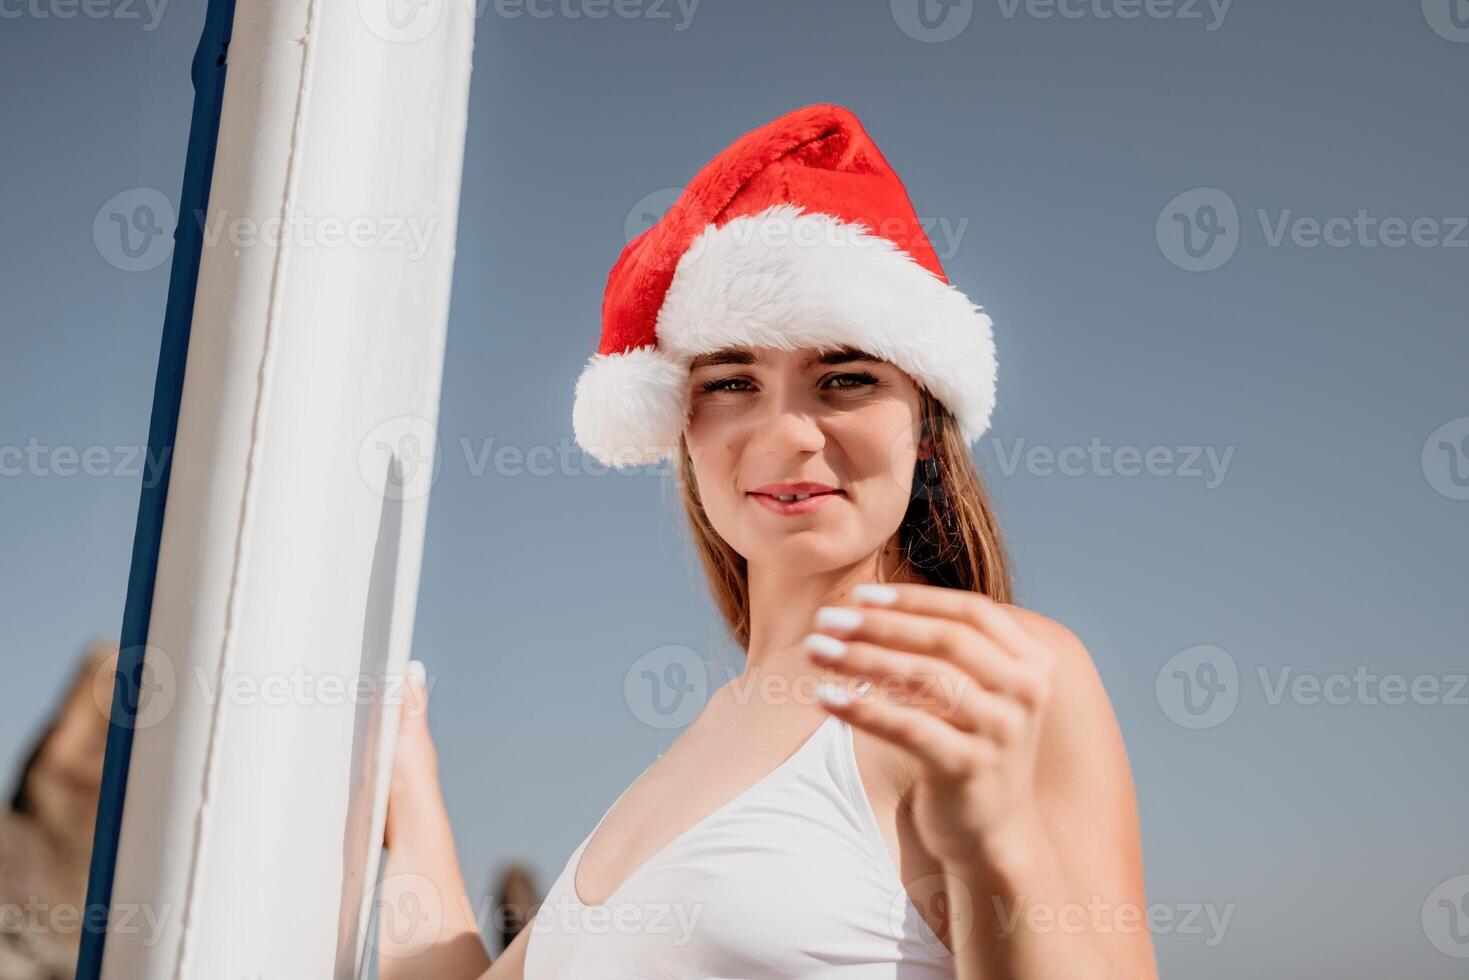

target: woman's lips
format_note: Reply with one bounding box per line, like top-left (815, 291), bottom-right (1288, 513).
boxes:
top-left (748, 490), bottom-right (843, 516)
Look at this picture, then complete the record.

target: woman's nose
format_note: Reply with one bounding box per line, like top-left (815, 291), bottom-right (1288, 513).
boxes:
top-left (752, 385), bottom-right (826, 453)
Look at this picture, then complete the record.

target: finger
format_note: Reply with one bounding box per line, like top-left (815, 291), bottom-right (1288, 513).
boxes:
top-left (850, 582), bottom-right (1048, 663)
top-left (816, 681), bottom-right (975, 781)
top-left (814, 605), bottom-right (1034, 697)
top-left (805, 636), bottom-right (1026, 740)
top-left (403, 659), bottom-right (429, 721)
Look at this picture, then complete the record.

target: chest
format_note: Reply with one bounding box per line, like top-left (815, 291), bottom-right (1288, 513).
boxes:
top-left (572, 719), bottom-right (949, 943)
top-left (527, 736), bottom-right (956, 980)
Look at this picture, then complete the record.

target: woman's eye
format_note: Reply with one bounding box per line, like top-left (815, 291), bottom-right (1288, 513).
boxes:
top-left (701, 376), bottom-right (755, 393)
top-left (824, 371), bottom-right (880, 389)
top-left (699, 371), bottom-right (879, 394)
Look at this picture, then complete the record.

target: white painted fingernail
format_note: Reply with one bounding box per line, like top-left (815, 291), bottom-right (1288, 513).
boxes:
top-left (408, 660), bottom-right (426, 687)
top-left (815, 606), bottom-right (863, 633)
top-left (853, 583), bottom-right (898, 606)
top-left (816, 682), bottom-right (850, 707)
top-left (803, 633), bottom-right (847, 661)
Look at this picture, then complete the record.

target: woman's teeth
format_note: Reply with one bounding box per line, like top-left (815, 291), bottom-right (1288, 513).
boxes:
top-left (775, 493), bottom-right (813, 501)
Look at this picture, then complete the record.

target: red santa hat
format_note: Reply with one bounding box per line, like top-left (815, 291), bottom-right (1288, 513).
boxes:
top-left (572, 103), bottom-right (997, 468)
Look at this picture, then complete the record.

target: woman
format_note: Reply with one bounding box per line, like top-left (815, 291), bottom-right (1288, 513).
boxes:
top-left (379, 104), bottom-right (1155, 979)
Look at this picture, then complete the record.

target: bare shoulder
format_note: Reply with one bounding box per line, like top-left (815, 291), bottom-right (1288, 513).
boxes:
top-left (1010, 605), bottom-right (1100, 684)
top-left (1003, 608), bottom-right (1154, 974)
top-left (1003, 605), bottom-right (1128, 772)
top-left (872, 603), bottom-right (1125, 798)
top-left (1007, 604), bottom-right (1092, 675)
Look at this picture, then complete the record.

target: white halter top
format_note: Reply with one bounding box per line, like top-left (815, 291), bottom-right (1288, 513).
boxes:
top-left (522, 709), bottom-right (956, 979)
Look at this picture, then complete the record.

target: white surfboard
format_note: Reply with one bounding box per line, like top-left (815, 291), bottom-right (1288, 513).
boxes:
top-left (86, 1), bottom-right (477, 976)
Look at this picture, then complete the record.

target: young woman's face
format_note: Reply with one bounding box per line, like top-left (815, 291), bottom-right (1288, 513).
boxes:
top-left (683, 344), bottom-right (925, 574)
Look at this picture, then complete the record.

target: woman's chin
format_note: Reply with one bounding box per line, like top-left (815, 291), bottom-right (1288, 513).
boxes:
top-left (743, 536), bottom-right (872, 575)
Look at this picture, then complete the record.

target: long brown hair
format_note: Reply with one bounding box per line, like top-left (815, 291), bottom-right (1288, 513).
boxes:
top-left (673, 385), bottom-right (1014, 651)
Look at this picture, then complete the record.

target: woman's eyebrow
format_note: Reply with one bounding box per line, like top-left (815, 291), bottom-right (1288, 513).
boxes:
top-left (810, 347), bottom-right (881, 367)
top-left (688, 346), bottom-right (880, 371)
top-left (689, 348), bottom-right (756, 370)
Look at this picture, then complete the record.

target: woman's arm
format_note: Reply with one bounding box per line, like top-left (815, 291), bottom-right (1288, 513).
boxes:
top-left (943, 610), bottom-right (1156, 979)
top-left (808, 587), bottom-right (1157, 979)
top-left (378, 663), bottom-right (495, 980)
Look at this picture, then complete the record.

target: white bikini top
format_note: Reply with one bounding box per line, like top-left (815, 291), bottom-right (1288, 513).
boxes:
top-left (522, 708), bottom-right (956, 979)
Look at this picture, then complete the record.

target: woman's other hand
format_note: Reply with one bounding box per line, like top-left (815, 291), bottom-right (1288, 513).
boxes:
top-left (377, 660), bottom-right (493, 980)
top-left (385, 659), bottom-right (438, 850)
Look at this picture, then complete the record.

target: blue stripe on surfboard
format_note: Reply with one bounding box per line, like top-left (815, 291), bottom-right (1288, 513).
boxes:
top-left (75, 0), bottom-right (238, 975)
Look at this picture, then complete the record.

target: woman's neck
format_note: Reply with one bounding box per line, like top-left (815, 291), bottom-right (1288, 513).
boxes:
top-left (739, 536), bottom-right (916, 686)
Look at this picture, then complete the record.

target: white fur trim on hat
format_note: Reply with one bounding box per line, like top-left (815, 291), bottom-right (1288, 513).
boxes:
top-left (572, 203), bottom-right (996, 469)
top-left (571, 343), bottom-right (688, 467)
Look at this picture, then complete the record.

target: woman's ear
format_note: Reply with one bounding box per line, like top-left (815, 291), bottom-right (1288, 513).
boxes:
top-left (915, 418), bottom-right (937, 461)
top-left (913, 390), bottom-right (945, 462)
